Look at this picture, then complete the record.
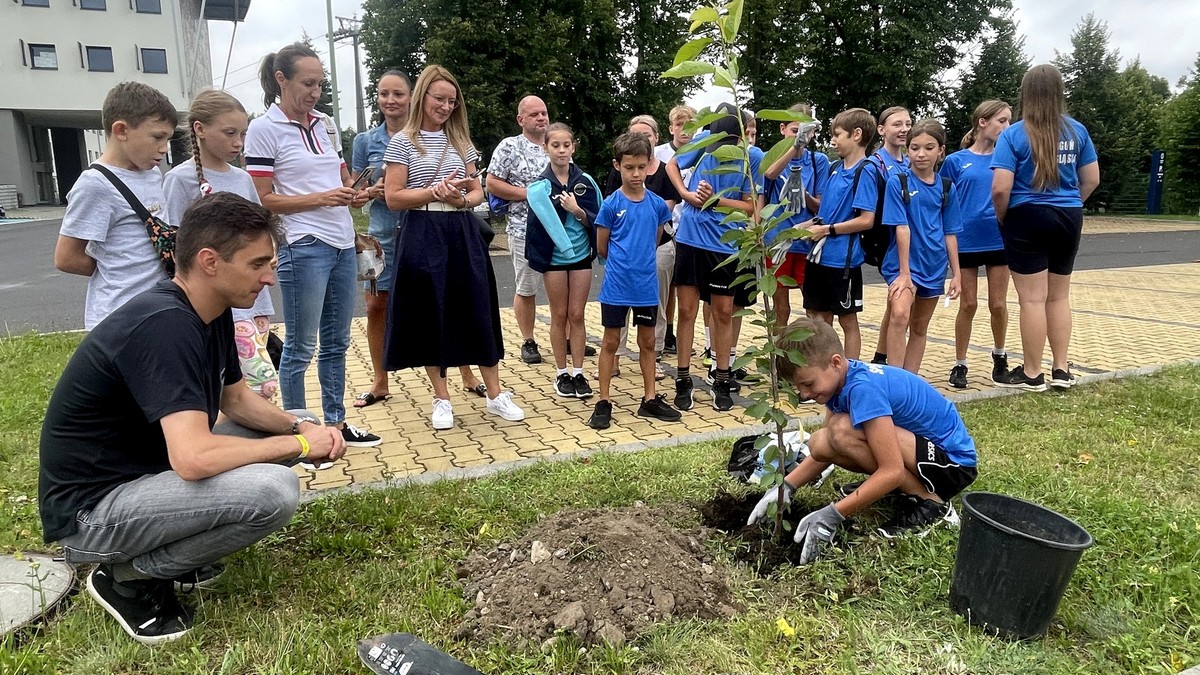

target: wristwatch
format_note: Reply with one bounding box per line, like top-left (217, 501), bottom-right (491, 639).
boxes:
top-left (829, 224), bottom-right (838, 236)
top-left (291, 415), bottom-right (320, 434)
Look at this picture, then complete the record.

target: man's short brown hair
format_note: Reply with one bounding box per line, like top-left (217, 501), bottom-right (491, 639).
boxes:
top-left (174, 193), bottom-right (282, 275)
top-left (774, 316), bottom-right (845, 383)
top-left (102, 82), bottom-right (179, 135)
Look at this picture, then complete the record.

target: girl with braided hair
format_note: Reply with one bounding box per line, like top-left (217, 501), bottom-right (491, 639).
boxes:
top-left (163, 88), bottom-right (279, 398)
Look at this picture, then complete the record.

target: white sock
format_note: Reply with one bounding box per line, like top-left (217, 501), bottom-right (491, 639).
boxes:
top-left (557, 368), bottom-right (569, 377)
top-left (992, 348), bottom-right (1007, 357)
top-left (704, 328), bottom-right (712, 349)
top-left (955, 359), bottom-right (968, 367)
top-left (573, 368), bottom-right (583, 377)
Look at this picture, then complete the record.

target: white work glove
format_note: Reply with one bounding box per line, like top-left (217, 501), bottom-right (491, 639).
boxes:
top-left (746, 482), bottom-right (795, 526)
top-left (793, 503), bottom-right (845, 564)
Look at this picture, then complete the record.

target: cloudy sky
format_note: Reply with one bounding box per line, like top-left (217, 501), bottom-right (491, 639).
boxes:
top-left (209, 0), bottom-right (1200, 128)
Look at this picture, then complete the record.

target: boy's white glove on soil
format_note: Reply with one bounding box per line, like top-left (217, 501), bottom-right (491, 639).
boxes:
top-left (793, 504), bottom-right (845, 564)
top-left (746, 483), bottom-right (795, 526)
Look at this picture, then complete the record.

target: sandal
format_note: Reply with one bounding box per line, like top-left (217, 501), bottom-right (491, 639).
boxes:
top-left (463, 383), bottom-right (487, 398)
top-left (353, 391), bottom-right (391, 408)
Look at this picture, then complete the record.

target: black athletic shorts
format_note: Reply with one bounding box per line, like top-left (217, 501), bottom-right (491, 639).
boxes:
top-left (544, 255), bottom-right (595, 273)
top-left (802, 263), bottom-right (864, 315)
top-left (914, 435), bottom-right (978, 501)
top-left (1001, 203), bottom-right (1083, 275)
top-left (601, 303), bottom-right (656, 329)
top-left (958, 249), bottom-right (1007, 270)
top-left (674, 241), bottom-right (755, 307)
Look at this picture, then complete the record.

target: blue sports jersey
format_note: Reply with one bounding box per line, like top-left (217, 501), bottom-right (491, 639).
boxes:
top-left (991, 118), bottom-right (1097, 208)
top-left (596, 190), bottom-right (671, 307)
top-left (767, 149), bottom-right (831, 254)
top-left (828, 360), bottom-right (977, 466)
top-left (880, 169), bottom-right (963, 289)
top-left (873, 148), bottom-right (909, 181)
top-left (809, 158), bottom-right (880, 269)
top-left (675, 144), bottom-right (763, 254)
top-left (940, 149), bottom-right (1002, 253)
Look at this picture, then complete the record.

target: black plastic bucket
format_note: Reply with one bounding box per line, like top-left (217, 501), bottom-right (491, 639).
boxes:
top-left (950, 492), bottom-right (1093, 640)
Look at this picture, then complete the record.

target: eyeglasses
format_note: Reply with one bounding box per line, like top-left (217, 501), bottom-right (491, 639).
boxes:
top-left (425, 92), bottom-right (459, 109)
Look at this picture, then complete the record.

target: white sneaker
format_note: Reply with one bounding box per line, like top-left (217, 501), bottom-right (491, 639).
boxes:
top-left (431, 398), bottom-right (454, 430)
top-left (486, 391), bottom-right (525, 422)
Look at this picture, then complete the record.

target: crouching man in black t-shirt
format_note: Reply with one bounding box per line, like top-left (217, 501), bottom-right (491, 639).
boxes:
top-left (38, 192), bottom-right (346, 645)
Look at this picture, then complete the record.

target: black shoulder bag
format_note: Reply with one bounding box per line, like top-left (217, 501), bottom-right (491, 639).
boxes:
top-left (90, 164), bottom-right (178, 277)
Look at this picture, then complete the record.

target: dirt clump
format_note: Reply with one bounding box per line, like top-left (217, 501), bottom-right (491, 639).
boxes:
top-left (698, 489), bottom-right (818, 576)
top-left (455, 503), bottom-right (738, 647)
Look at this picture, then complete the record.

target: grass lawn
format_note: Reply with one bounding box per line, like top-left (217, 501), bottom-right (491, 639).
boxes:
top-left (1, 332), bottom-right (1198, 674)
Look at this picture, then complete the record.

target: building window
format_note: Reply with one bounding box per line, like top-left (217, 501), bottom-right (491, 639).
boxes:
top-left (22, 0), bottom-right (51, 6)
top-left (134, 0), bottom-right (161, 13)
top-left (86, 46), bottom-right (114, 72)
top-left (140, 48), bottom-right (167, 74)
top-left (30, 44), bottom-right (58, 70)
top-left (80, 0), bottom-right (106, 9)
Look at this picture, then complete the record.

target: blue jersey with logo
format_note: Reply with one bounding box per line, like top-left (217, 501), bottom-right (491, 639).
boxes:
top-left (809, 158), bottom-right (880, 269)
top-left (828, 360), bottom-right (976, 466)
top-left (596, 190), bottom-right (671, 306)
top-left (675, 140), bottom-right (764, 254)
top-left (767, 149), bottom-right (831, 253)
top-left (940, 149), bottom-right (1002, 253)
top-left (873, 148), bottom-right (909, 180)
top-left (880, 169), bottom-right (963, 288)
top-left (992, 118), bottom-right (1097, 208)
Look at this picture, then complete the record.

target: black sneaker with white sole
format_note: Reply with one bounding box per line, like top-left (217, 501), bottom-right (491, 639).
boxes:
top-left (341, 424), bottom-right (382, 447)
top-left (948, 364), bottom-right (968, 389)
top-left (877, 496), bottom-right (960, 539)
top-left (172, 563), bottom-right (224, 592)
top-left (1050, 368), bottom-right (1076, 389)
top-left (991, 352), bottom-right (1009, 382)
top-left (588, 400), bottom-right (613, 429)
top-left (732, 367), bottom-right (757, 385)
top-left (88, 565), bottom-right (192, 645)
top-left (674, 376), bottom-right (694, 411)
top-left (705, 368), bottom-right (741, 392)
top-left (554, 373), bottom-right (576, 398)
top-left (521, 339), bottom-right (543, 364)
top-left (836, 480), bottom-right (903, 500)
top-left (712, 379), bottom-right (735, 411)
top-left (994, 367), bottom-right (1048, 392)
top-left (572, 373), bottom-right (593, 398)
top-left (638, 394), bottom-right (681, 422)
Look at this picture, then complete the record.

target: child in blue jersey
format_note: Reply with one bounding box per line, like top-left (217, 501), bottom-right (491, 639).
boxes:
top-left (942, 100), bottom-right (1013, 389)
top-left (764, 102), bottom-right (830, 328)
top-left (798, 108), bottom-right (882, 362)
top-left (868, 106), bottom-right (912, 365)
top-left (992, 65), bottom-right (1099, 392)
top-left (746, 316), bottom-right (978, 564)
top-left (880, 119), bottom-right (963, 374)
top-left (588, 133), bottom-right (682, 429)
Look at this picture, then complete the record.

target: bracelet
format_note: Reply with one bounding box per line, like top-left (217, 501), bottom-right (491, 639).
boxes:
top-left (829, 224), bottom-right (838, 236)
top-left (294, 434), bottom-right (311, 459)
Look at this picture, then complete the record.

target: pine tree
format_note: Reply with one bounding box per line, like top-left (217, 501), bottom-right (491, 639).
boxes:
top-left (947, 13), bottom-right (1029, 148)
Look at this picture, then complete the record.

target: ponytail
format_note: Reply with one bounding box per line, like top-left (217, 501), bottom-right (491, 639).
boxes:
top-left (258, 42), bottom-right (320, 109)
top-left (258, 53), bottom-right (279, 110)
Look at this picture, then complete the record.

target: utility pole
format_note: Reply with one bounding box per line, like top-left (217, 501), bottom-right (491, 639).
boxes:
top-left (324, 0), bottom-right (341, 131)
top-left (333, 16), bottom-right (366, 132)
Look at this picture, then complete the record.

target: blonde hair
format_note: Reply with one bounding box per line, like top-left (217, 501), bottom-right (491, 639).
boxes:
top-left (774, 316), bottom-right (844, 383)
top-left (961, 100), bottom-right (1011, 149)
top-left (1018, 65), bottom-right (1070, 191)
top-left (404, 65), bottom-right (474, 163)
top-left (628, 114), bottom-right (660, 137)
top-left (187, 88), bottom-right (246, 194)
top-left (668, 105), bottom-right (696, 126)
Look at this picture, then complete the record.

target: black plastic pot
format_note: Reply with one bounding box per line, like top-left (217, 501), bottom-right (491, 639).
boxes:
top-left (950, 492), bottom-right (1093, 640)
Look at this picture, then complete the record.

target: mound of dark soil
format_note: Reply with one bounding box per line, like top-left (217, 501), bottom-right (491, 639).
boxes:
top-left (455, 503), bottom-right (738, 648)
top-left (697, 489), bottom-right (819, 575)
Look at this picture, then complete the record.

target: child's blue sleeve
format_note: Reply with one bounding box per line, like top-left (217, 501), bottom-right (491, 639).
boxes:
top-left (812, 154), bottom-right (831, 197)
top-left (852, 162), bottom-right (881, 214)
top-left (749, 147), bottom-right (766, 194)
top-left (991, 131), bottom-right (1018, 172)
top-left (944, 185), bottom-right (964, 236)
top-left (939, 154), bottom-right (959, 182)
top-left (676, 130), bottom-right (708, 170)
top-left (655, 197), bottom-right (672, 226)
top-left (845, 379), bottom-right (893, 429)
top-left (351, 133), bottom-right (368, 174)
top-left (1077, 125), bottom-right (1098, 166)
top-left (595, 196), bottom-right (614, 230)
top-left (882, 175), bottom-right (906, 227)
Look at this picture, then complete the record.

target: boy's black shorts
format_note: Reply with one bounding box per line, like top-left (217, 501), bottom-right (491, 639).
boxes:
top-left (802, 263), bottom-right (863, 315)
top-left (1001, 203), bottom-right (1083, 275)
top-left (914, 435), bottom-right (977, 501)
top-left (601, 303), bottom-right (656, 329)
top-left (674, 241), bottom-right (755, 307)
top-left (958, 249), bottom-right (1007, 269)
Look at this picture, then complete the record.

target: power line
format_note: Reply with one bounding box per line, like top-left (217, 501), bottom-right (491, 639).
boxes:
top-left (211, 31), bottom-right (332, 84)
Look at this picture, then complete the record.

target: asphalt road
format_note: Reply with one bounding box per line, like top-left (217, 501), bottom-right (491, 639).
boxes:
top-left (3, 218), bottom-right (1198, 334)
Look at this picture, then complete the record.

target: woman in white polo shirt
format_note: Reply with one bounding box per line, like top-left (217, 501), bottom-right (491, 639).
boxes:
top-left (383, 64), bottom-right (524, 430)
top-left (244, 41), bottom-right (381, 449)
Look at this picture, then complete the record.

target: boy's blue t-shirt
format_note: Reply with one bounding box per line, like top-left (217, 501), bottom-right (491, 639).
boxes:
top-left (940, 149), bottom-right (1002, 253)
top-left (991, 118), bottom-right (1097, 208)
top-left (596, 189), bottom-right (671, 307)
top-left (767, 149), bottom-right (831, 253)
top-left (880, 169), bottom-right (963, 288)
top-left (675, 143), bottom-right (763, 254)
top-left (808, 158), bottom-right (880, 269)
top-left (828, 360), bottom-right (977, 466)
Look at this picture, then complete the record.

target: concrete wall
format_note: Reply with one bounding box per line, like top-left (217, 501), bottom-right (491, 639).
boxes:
top-left (0, 111), bottom-right (37, 207)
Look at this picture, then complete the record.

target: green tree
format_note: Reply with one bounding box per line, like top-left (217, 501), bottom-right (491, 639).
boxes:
top-left (616, 0), bottom-right (694, 124)
top-left (947, 12), bottom-right (1029, 147)
top-left (1159, 55), bottom-right (1200, 214)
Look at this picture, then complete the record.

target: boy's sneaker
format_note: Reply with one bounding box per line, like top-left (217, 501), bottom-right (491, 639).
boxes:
top-left (674, 376), bottom-right (695, 411)
top-left (664, 331), bottom-right (677, 354)
top-left (486, 392), bottom-right (525, 421)
top-left (431, 398), bottom-right (453, 430)
top-left (341, 424), bottom-right (382, 447)
top-left (948, 364), bottom-right (968, 389)
top-left (732, 367), bottom-right (756, 385)
top-left (1050, 368), bottom-right (1076, 390)
top-left (836, 480), bottom-right (903, 500)
top-left (877, 496), bottom-right (960, 539)
top-left (995, 367), bottom-right (1048, 392)
top-left (172, 563), bottom-right (224, 592)
top-left (712, 379), bottom-right (735, 411)
top-left (870, 352), bottom-right (888, 365)
top-left (701, 348), bottom-right (713, 367)
top-left (638, 394), bottom-right (682, 422)
top-left (554, 373), bottom-right (577, 398)
top-left (87, 565), bottom-right (192, 645)
top-left (588, 400), bottom-right (613, 429)
top-left (521, 339), bottom-right (543, 364)
top-left (572, 373), bottom-right (593, 399)
top-left (705, 367), bottom-right (742, 392)
top-left (991, 352), bottom-right (1009, 382)
top-left (565, 342), bottom-right (597, 357)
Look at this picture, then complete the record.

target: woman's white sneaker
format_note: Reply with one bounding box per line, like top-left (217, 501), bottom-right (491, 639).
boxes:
top-left (431, 398), bottom-right (454, 430)
top-left (486, 391), bottom-right (525, 421)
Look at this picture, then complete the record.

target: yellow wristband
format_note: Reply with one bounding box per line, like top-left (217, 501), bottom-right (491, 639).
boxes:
top-left (294, 434), bottom-right (310, 459)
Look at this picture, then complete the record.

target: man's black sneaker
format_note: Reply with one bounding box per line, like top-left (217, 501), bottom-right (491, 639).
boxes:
top-left (172, 563), bottom-right (224, 592)
top-left (664, 331), bottom-right (677, 354)
top-left (87, 565), bottom-right (193, 645)
top-left (638, 394), bottom-right (682, 422)
top-left (995, 367), bottom-right (1048, 392)
top-left (836, 480), bottom-right (903, 500)
top-left (948, 364), bottom-right (968, 389)
top-left (342, 424), bottom-right (382, 447)
top-left (521, 339), bottom-right (543, 364)
top-left (554, 373), bottom-right (576, 398)
top-left (674, 376), bottom-right (695, 411)
top-left (704, 368), bottom-right (741, 392)
top-left (588, 400), bottom-right (613, 429)
top-left (732, 367), bottom-right (757, 385)
top-left (877, 496), bottom-right (960, 539)
top-left (572, 373), bottom-right (593, 398)
top-left (871, 352), bottom-right (888, 365)
top-left (565, 342), bottom-right (597, 357)
top-left (1050, 368), bottom-right (1076, 390)
top-left (991, 352), bottom-right (1009, 382)
top-left (712, 379), bottom-right (735, 411)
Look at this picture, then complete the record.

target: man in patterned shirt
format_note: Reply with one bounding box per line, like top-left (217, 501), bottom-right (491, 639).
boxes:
top-left (487, 95), bottom-right (550, 363)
